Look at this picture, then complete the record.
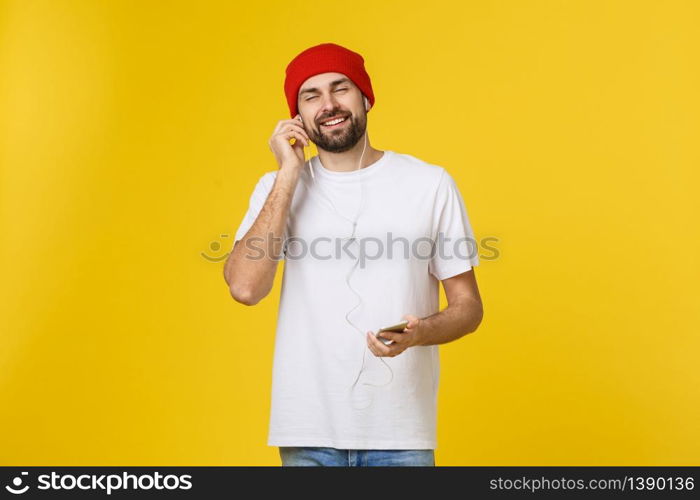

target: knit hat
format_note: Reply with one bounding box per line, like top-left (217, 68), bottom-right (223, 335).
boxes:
top-left (284, 43), bottom-right (375, 119)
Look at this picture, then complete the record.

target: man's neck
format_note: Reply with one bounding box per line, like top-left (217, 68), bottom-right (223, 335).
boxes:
top-left (317, 140), bottom-right (384, 172)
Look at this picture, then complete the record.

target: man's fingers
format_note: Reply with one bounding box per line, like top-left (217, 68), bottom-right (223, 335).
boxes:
top-left (287, 122), bottom-right (310, 141)
top-left (376, 331), bottom-right (399, 343)
top-left (366, 332), bottom-right (380, 356)
top-left (278, 119), bottom-right (311, 136)
top-left (280, 130), bottom-right (308, 147)
top-left (273, 119), bottom-right (311, 139)
top-left (366, 338), bottom-right (378, 357)
top-left (282, 125), bottom-right (310, 145)
top-left (367, 332), bottom-right (397, 357)
top-left (367, 332), bottom-right (383, 356)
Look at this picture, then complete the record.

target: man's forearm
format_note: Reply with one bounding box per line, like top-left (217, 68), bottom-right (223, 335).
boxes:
top-left (415, 297), bottom-right (483, 346)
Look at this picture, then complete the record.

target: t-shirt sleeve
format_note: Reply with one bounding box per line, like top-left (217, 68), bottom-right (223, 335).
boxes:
top-left (233, 171), bottom-right (284, 249)
top-left (428, 169), bottom-right (480, 280)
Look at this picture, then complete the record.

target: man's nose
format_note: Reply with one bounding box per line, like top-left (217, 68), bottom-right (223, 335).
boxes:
top-left (318, 93), bottom-right (341, 115)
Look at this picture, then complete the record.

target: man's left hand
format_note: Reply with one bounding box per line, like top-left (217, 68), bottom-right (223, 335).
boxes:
top-left (366, 314), bottom-right (424, 357)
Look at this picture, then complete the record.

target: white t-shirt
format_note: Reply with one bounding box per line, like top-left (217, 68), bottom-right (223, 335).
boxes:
top-left (233, 150), bottom-right (479, 450)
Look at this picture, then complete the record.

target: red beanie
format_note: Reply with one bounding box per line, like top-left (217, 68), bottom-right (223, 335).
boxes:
top-left (284, 43), bottom-right (375, 119)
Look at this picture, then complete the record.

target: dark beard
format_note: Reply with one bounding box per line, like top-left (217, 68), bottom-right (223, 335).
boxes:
top-left (308, 112), bottom-right (366, 153)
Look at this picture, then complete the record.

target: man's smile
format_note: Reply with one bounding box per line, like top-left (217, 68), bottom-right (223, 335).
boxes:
top-left (320, 115), bottom-right (349, 129)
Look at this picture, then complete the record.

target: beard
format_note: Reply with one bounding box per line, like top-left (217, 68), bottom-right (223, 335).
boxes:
top-left (307, 110), bottom-right (367, 153)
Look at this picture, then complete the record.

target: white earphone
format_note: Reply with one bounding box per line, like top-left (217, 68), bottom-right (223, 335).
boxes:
top-left (298, 95), bottom-right (394, 409)
top-left (296, 93), bottom-right (391, 410)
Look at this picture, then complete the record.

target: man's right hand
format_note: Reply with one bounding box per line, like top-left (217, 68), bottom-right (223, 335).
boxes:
top-left (268, 115), bottom-right (311, 172)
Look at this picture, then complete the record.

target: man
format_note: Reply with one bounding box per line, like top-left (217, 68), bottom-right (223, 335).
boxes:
top-left (223, 43), bottom-right (483, 467)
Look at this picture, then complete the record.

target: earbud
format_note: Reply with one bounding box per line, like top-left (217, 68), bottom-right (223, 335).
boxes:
top-left (364, 97), bottom-right (370, 111)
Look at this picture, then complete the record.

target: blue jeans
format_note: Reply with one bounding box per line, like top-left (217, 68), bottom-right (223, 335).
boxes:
top-left (279, 447), bottom-right (435, 466)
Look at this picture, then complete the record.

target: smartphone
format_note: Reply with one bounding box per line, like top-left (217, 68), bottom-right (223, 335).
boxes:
top-left (375, 320), bottom-right (409, 345)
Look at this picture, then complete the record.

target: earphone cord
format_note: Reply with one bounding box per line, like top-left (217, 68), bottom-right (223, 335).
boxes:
top-left (302, 131), bottom-right (394, 411)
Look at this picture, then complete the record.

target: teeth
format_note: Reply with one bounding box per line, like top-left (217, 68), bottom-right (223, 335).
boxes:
top-left (322, 117), bottom-right (346, 126)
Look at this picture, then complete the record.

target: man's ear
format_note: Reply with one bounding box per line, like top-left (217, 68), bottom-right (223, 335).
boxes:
top-left (364, 96), bottom-right (370, 111)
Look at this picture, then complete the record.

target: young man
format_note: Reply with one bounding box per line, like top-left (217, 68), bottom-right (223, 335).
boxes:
top-left (224, 43), bottom-right (483, 467)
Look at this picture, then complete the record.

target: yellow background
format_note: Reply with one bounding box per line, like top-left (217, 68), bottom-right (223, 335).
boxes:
top-left (1, 0), bottom-right (698, 465)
